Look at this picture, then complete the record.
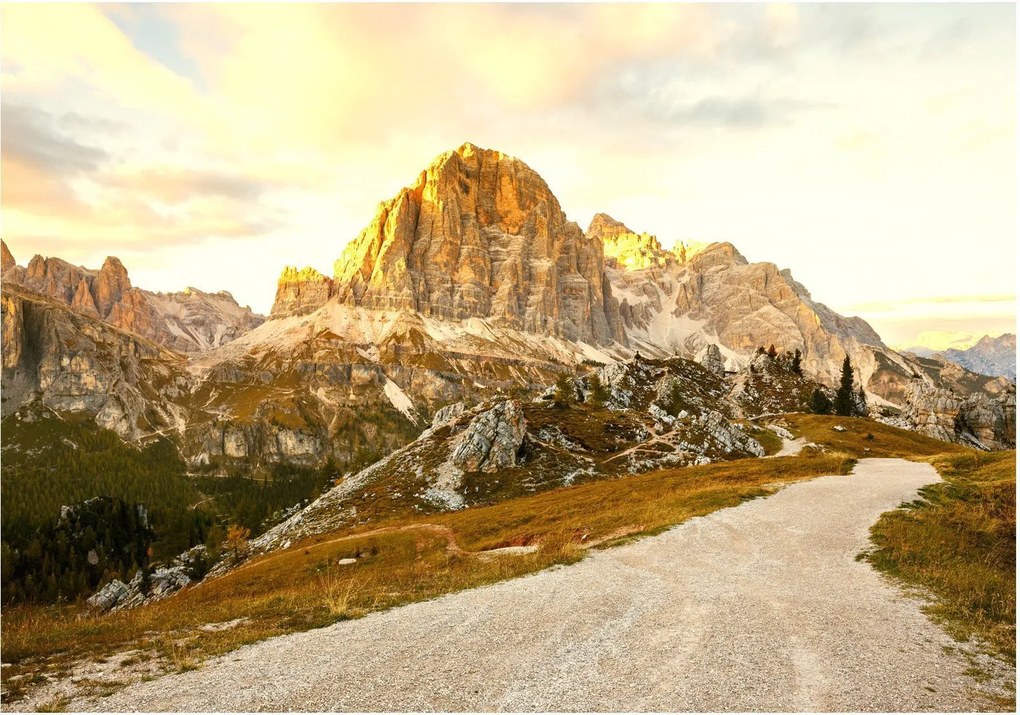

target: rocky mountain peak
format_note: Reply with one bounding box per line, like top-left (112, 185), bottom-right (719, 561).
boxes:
top-left (323, 144), bottom-right (624, 344)
top-left (96, 256), bottom-right (132, 317)
top-left (1, 240), bottom-right (14, 273)
top-left (3, 251), bottom-right (263, 353)
top-left (271, 266), bottom-right (333, 317)
top-left (586, 213), bottom-right (672, 270)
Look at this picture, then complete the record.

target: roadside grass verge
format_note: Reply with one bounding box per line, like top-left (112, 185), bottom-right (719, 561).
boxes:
top-left (866, 450), bottom-right (1016, 664)
top-left (1, 450), bottom-right (852, 695)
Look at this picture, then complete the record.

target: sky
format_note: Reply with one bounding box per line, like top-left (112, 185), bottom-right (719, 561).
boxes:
top-left (1, 3), bottom-right (1015, 351)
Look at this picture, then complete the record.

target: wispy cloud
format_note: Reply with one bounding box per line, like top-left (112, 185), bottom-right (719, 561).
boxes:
top-left (847, 295), bottom-right (1016, 313)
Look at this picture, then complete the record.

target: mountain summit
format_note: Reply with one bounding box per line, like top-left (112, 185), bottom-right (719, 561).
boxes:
top-left (274, 143), bottom-right (624, 345)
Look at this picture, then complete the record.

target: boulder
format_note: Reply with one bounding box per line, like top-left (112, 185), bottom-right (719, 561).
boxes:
top-left (450, 400), bottom-right (527, 473)
top-left (695, 344), bottom-right (725, 376)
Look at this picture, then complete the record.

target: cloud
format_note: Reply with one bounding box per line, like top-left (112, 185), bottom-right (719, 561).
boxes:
top-left (105, 167), bottom-right (274, 204)
top-left (657, 95), bottom-right (830, 128)
top-left (0, 102), bottom-right (109, 174)
top-left (847, 295), bottom-right (1016, 312)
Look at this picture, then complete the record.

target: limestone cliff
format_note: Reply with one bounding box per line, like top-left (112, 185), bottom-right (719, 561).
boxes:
top-left (1, 284), bottom-right (190, 441)
top-left (331, 143), bottom-right (624, 345)
top-left (270, 266), bottom-right (334, 317)
top-left (1, 248), bottom-right (264, 353)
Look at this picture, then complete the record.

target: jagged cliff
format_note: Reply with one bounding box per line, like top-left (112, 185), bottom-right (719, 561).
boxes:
top-left (1, 284), bottom-right (190, 440)
top-left (272, 143), bottom-right (624, 345)
top-left (1, 242), bottom-right (264, 353)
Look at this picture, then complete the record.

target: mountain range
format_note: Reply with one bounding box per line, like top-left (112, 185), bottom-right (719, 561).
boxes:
top-left (1, 143), bottom-right (1014, 475)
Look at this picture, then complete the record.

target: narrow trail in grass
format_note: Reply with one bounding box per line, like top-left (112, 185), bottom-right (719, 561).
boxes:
top-left (770, 436), bottom-right (807, 458)
top-left (73, 459), bottom-right (1011, 712)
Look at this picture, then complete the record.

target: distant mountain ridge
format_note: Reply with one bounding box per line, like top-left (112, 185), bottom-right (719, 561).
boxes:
top-left (1, 241), bottom-right (265, 353)
top-left (943, 334), bottom-right (1015, 381)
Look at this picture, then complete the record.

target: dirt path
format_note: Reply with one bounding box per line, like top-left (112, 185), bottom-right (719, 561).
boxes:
top-left (770, 436), bottom-right (807, 458)
top-left (71, 459), bottom-right (1010, 712)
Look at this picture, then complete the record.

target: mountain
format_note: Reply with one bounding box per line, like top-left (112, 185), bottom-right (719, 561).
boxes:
top-left (1, 144), bottom-right (1014, 467)
top-left (272, 143), bottom-right (624, 346)
top-left (1, 241), bottom-right (265, 353)
top-left (1, 284), bottom-right (190, 441)
top-left (942, 334), bottom-right (1015, 380)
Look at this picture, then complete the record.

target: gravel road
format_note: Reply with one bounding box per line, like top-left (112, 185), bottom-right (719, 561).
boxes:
top-left (72, 458), bottom-right (1007, 711)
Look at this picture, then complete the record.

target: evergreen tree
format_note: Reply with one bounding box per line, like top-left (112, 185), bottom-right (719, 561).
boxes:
top-left (767, 344), bottom-right (778, 358)
top-left (810, 388), bottom-right (832, 415)
top-left (553, 374), bottom-right (576, 409)
top-left (791, 349), bottom-right (803, 376)
top-left (834, 355), bottom-right (856, 417)
top-left (588, 374), bottom-right (609, 407)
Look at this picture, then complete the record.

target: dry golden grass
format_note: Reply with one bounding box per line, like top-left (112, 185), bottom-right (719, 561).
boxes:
top-left (868, 450), bottom-right (1016, 663)
top-left (782, 413), bottom-right (970, 458)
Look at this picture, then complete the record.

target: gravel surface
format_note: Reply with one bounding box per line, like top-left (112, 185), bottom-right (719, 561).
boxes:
top-left (71, 458), bottom-right (1009, 712)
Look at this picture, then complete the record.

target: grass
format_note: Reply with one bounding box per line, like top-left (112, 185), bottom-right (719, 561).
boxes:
top-left (742, 424), bottom-right (783, 455)
top-left (0, 449), bottom-right (851, 693)
top-left (781, 413), bottom-right (969, 458)
top-left (867, 450), bottom-right (1016, 664)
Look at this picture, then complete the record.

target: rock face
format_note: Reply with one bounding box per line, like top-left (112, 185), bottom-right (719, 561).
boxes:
top-left (1, 284), bottom-right (190, 440)
top-left (330, 143), bottom-right (624, 345)
top-left (2, 239), bottom-right (16, 273)
top-left (587, 213), bottom-right (673, 270)
top-left (2, 246), bottom-right (264, 353)
top-left (887, 378), bottom-right (1016, 450)
top-left (942, 334), bottom-right (1016, 380)
top-left (87, 545), bottom-right (210, 613)
top-left (695, 343), bottom-right (725, 376)
top-left (450, 400), bottom-right (527, 472)
top-left (271, 266), bottom-right (334, 318)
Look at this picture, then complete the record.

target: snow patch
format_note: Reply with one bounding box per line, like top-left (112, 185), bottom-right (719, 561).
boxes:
top-left (383, 378), bottom-right (418, 423)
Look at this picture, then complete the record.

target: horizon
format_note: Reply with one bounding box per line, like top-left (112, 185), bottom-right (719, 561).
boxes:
top-left (1, 3), bottom-right (1015, 349)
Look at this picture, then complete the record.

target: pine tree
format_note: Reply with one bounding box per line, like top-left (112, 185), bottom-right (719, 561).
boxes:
top-left (810, 388), bottom-right (832, 415)
top-left (767, 344), bottom-right (778, 358)
top-left (791, 349), bottom-right (802, 376)
top-left (588, 374), bottom-right (609, 407)
top-left (856, 386), bottom-right (868, 417)
top-left (553, 374), bottom-right (576, 409)
top-left (834, 356), bottom-right (855, 417)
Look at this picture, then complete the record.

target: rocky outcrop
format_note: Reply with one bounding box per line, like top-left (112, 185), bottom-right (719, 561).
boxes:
top-left (271, 266), bottom-right (334, 318)
top-left (884, 377), bottom-right (1016, 450)
top-left (450, 400), bottom-right (527, 472)
top-left (87, 545), bottom-right (210, 613)
top-left (1, 239), bottom-right (15, 273)
top-left (695, 344), bottom-right (725, 376)
top-left (432, 401), bottom-right (467, 428)
top-left (587, 213), bottom-right (673, 270)
top-left (331, 143), bottom-right (625, 345)
top-left (2, 251), bottom-right (264, 353)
